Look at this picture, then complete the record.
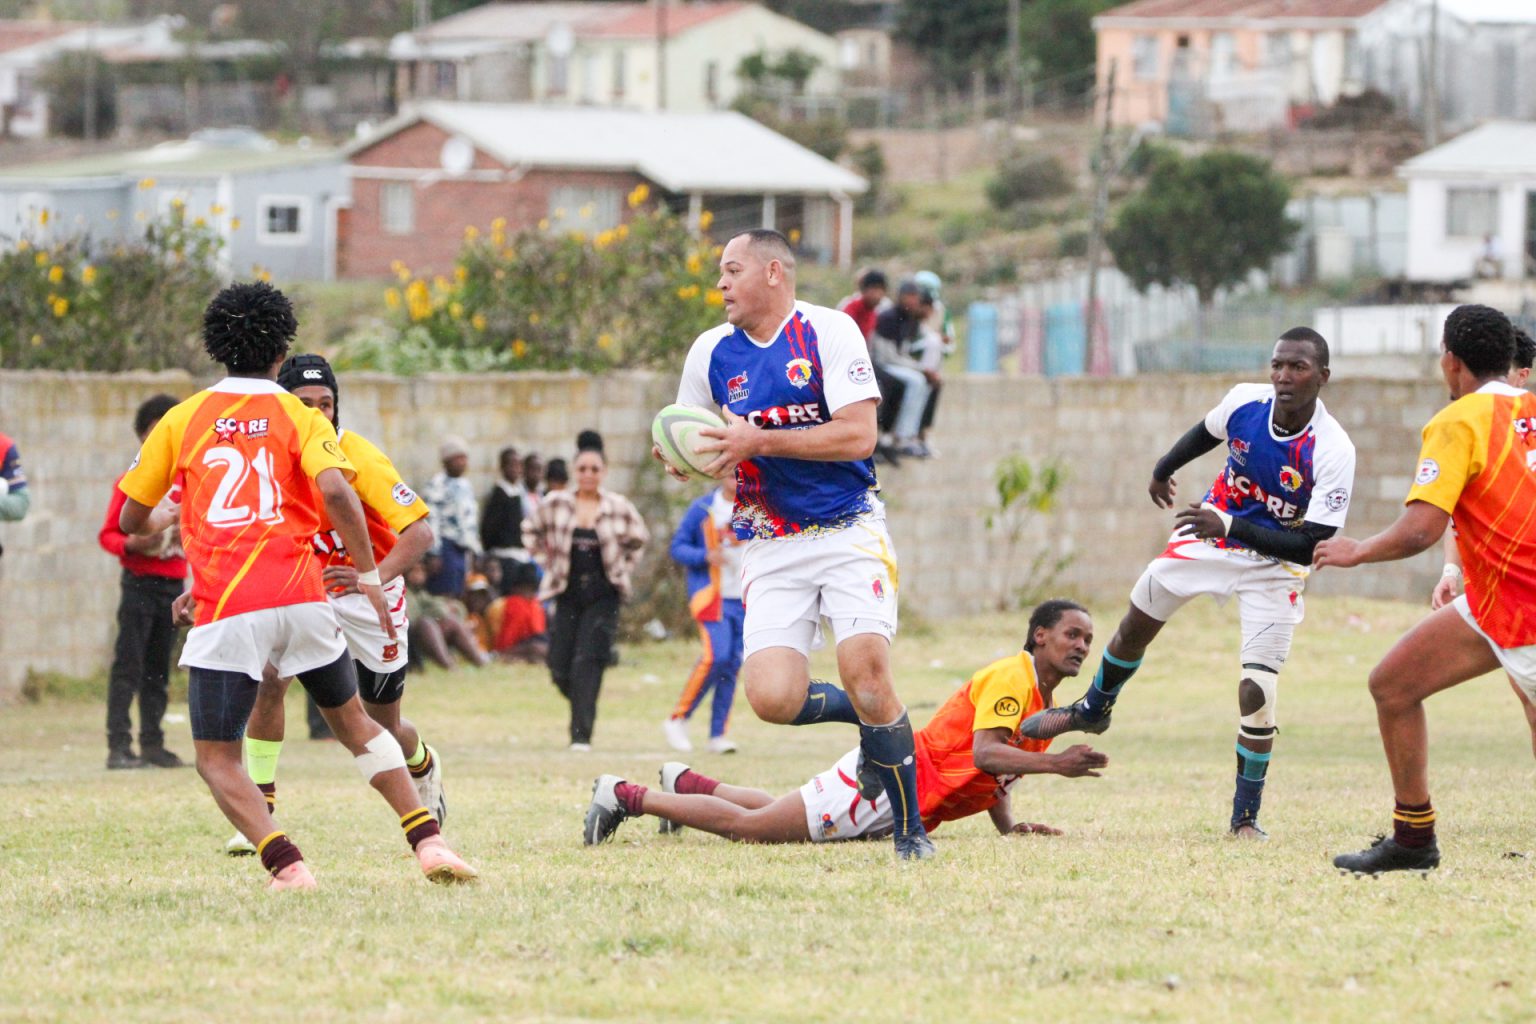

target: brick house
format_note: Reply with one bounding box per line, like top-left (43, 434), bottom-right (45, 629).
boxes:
top-left (340, 100), bottom-right (865, 278)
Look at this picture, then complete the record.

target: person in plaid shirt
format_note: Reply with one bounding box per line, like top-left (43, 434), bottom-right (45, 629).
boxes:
top-left (523, 447), bottom-right (648, 750)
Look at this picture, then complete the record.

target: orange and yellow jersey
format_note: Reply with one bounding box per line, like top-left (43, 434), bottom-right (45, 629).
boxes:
top-left (310, 428), bottom-right (429, 570)
top-left (1407, 381), bottom-right (1536, 648)
top-left (913, 652), bottom-right (1051, 831)
top-left (119, 377), bottom-right (353, 627)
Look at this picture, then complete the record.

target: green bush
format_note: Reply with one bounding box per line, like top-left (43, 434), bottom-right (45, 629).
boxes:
top-left (0, 202), bottom-right (224, 371)
top-left (341, 189), bottom-right (723, 373)
top-left (986, 151), bottom-right (1075, 211)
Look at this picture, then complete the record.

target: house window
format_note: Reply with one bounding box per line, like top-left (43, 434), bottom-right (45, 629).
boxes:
top-left (1266, 32), bottom-right (1291, 69)
top-left (1132, 36), bottom-right (1159, 80)
top-left (257, 195), bottom-right (310, 245)
top-left (381, 182), bottom-right (414, 236)
top-left (548, 53), bottom-right (569, 97)
top-left (1211, 33), bottom-right (1236, 76)
top-left (1445, 187), bottom-right (1499, 239)
top-left (548, 185), bottom-right (622, 232)
top-left (433, 61), bottom-right (457, 97)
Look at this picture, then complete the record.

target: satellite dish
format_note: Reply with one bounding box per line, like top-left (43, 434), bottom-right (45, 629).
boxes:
top-left (440, 135), bottom-right (474, 176)
top-left (546, 23), bottom-right (574, 58)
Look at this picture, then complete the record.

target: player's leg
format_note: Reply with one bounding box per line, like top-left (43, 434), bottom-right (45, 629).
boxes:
top-left (359, 666), bottom-right (445, 827)
top-left (1228, 618), bottom-right (1292, 839)
top-left (224, 666), bottom-right (290, 856)
top-left (1334, 602), bottom-right (1500, 874)
top-left (586, 774), bottom-right (809, 845)
top-left (1509, 677), bottom-right (1536, 760)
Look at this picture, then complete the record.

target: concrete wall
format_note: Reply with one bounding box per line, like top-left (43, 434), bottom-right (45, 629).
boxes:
top-left (0, 369), bottom-right (1455, 698)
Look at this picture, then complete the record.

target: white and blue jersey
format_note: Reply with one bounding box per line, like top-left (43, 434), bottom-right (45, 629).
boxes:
top-left (678, 301), bottom-right (882, 540)
top-left (1201, 383), bottom-right (1356, 560)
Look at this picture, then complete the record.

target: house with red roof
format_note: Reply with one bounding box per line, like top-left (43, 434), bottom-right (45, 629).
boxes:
top-left (389, 1), bottom-right (840, 113)
top-left (1092, 0), bottom-right (1407, 134)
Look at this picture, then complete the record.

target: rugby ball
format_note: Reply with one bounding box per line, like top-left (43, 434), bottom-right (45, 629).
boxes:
top-left (652, 403), bottom-right (726, 476)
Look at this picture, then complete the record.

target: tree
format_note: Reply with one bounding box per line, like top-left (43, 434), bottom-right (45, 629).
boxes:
top-left (37, 52), bottom-right (116, 139)
top-left (897, 0), bottom-right (1007, 86)
top-left (1019, 0), bottom-right (1117, 98)
top-left (1106, 148), bottom-right (1299, 312)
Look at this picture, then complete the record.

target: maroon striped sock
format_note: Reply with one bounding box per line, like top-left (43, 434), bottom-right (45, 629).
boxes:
top-left (1393, 800), bottom-right (1436, 848)
top-left (614, 781), bottom-right (648, 816)
top-left (400, 807), bottom-right (441, 850)
top-left (674, 769), bottom-right (719, 797)
top-left (257, 832), bottom-right (303, 876)
top-left (258, 782), bottom-right (276, 813)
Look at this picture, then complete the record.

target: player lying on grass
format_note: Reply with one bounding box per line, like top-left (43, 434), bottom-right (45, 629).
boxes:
top-left (583, 600), bottom-right (1109, 846)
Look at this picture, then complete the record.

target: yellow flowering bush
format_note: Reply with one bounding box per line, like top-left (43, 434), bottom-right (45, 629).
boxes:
top-left (0, 205), bottom-right (223, 370)
top-left (344, 206), bottom-right (723, 373)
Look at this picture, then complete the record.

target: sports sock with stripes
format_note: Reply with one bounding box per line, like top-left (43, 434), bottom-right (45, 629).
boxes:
top-left (859, 711), bottom-right (924, 840)
top-left (1393, 800), bottom-right (1436, 848)
top-left (1080, 651), bottom-right (1141, 717)
top-left (407, 740), bottom-right (432, 779)
top-left (400, 807), bottom-right (441, 850)
top-left (257, 831), bottom-right (303, 876)
top-left (790, 679), bottom-right (859, 726)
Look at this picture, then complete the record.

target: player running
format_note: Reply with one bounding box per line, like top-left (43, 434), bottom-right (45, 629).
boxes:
top-left (119, 282), bottom-right (475, 890)
top-left (1317, 305), bottom-right (1536, 874)
top-left (1019, 328), bottom-right (1356, 839)
top-left (221, 354), bottom-right (445, 857)
top-left (656, 229), bottom-right (932, 859)
top-left (584, 600), bottom-right (1108, 845)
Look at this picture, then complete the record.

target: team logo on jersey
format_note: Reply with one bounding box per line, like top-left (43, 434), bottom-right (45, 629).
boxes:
top-left (994, 696), bottom-right (1021, 717)
top-left (1325, 488), bottom-right (1349, 512)
top-left (1416, 458), bottom-right (1440, 485)
top-left (819, 813), bottom-right (838, 838)
top-left (848, 359), bottom-right (874, 386)
top-left (1229, 438), bottom-right (1251, 466)
top-left (392, 482), bottom-right (418, 506)
top-left (871, 577), bottom-right (886, 602)
top-left (726, 371), bottom-right (750, 403)
top-left (212, 417), bottom-right (269, 443)
top-left (1278, 465), bottom-right (1303, 492)
top-left (785, 358), bottom-right (814, 388)
top-left (382, 642), bottom-right (400, 662)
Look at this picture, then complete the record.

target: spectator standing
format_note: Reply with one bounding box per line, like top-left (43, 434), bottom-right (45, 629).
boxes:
top-left (543, 458), bottom-right (569, 494)
top-left (481, 446), bottom-right (536, 597)
top-left (97, 395), bottom-right (188, 770)
top-left (523, 448), bottom-right (648, 750)
top-left (837, 269), bottom-right (889, 342)
top-left (664, 474), bottom-right (745, 754)
top-left (422, 435), bottom-right (481, 597)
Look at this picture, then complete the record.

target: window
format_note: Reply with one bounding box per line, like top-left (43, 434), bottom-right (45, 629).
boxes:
top-left (1211, 32), bottom-right (1236, 76)
top-left (433, 61), bottom-right (457, 97)
top-left (381, 182), bottom-right (414, 236)
top-left (1445, 188), bottom-right (1498, 239)
top-left (547, 185), bottom-right (622, 232)
top-left (256, 194), bottom-right (309, 246)
top-left (547, 53), bottom-right (568, 97)
top-left (1132, 36), bottom-right (1159, 80)
top-left (1266, 32), bottom-right (1291, 70)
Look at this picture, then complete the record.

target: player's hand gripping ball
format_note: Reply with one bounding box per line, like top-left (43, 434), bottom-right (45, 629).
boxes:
top-left (652, 404), bottom-right (727, 477)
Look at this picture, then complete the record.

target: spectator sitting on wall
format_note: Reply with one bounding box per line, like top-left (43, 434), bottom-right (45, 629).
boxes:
top-left (463, 570), bottom-right (549, 664)
top-left (871, 282), bottom-right (939, 459)
top-left (837, 269), bottom-right (889, 342)
top-left (404, 557), bottom-right (489, 671)
top-left (422, 435), bottom-right (482, 598)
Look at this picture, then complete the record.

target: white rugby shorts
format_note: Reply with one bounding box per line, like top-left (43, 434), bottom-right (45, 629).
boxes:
top-left (1131, 534), bottom-right (1308, 630)
top-left (180, 601), bottom-right (347, 682)
top-left (740, 515), bottom-right (899, 659)
top-left (329, 576), bottom-right (410, 674)
top-left (1452, 593), bottom-right (1536, 699)
top-left (799, 746), bottom-right (894, 843)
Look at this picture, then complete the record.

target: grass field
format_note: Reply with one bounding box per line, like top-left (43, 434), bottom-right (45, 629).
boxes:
top-left (4, 596), bottom-right (1535, 1023)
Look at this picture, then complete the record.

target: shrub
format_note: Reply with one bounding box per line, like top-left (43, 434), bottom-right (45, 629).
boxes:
top-left (0, 202), bottom-right (225, 371)
top-left (345, 190), bottom-right (724, 373)
top-left (986, 151), bottom-right (1074, 210)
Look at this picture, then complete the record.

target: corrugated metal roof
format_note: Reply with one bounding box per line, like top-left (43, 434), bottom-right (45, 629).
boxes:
top-left (1398, 121), bottom-right (1536, 178)
top-left (354, 102), bottom-right (866, 195)
top-left (1098, 0), bottom-right (1391, 20)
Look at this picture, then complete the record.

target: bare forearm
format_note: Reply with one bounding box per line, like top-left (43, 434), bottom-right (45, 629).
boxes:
top-left (753, 421), bottom-right (875, 462)
top-left (974, 749), bottom-right (1062, 778)
top-left (987, 800), bottom-right (1016, 836)
top-left (377, 521), bottom-right (433, 584)
top-left (1355, 518), bottom-right (1446, 564)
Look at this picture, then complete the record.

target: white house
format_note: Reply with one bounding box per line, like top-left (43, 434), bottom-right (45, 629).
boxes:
top-left (1400, 120), bottom-right (1536, 282)
top-left (389, 1), bottom-right (840, 114)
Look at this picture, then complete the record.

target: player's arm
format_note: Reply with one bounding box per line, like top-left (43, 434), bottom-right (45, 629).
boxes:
top-left (119, 497), bottom-right (177, 537)
top-left (378, 519), bottom-right (433, 583)
top-left (1149, 422), bottom-right (1222, 508)
top-left (986, 797), bottom-right (1063, 837)
top-left (1313, 501), bottom-right (1449, 570)
top-left (697, 398), bottom-right (877, 478)
top-left (1432, 529), bottom-right (1463, 609)
top-left (1174, 505), bottom-right (1338, 564)
top-left (972, 728), bottom-right (1108, 779)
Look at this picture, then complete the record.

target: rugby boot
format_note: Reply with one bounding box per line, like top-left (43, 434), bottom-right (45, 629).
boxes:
top-left (584, 775), bottom-right (629, 845)
top-left (894, 830), bottom-right (937, 861)
top-left (225, 831), bottom-right (257, 856)
top-left (414, 745), bottom-right (447, 829)
top-left (1016, 697), bottom-right (1112, 741)
top-left (415, 836), bottom-right (478, 884)
top-left (1334, 835), bottom-right (1440, 875)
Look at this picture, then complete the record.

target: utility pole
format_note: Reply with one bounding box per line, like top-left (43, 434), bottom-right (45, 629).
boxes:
top-left (83, 0), bottom-right (99, 141)
top-left (1425, 0), bottom-right (1441, 146)
top-left (656, 0), bottom-right (668, 110)
top-left (1006, 0), bottom-right (1021, 120)
top-left (415, 0), bottom-right (430, 31)
top-left (1084, 59), bottom-right (1117, 377)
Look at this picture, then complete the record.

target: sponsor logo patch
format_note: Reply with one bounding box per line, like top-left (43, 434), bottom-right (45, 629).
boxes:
top-left (323, 440), bottom-right (343, 460)
top-left (1325, 487), bottom-right (1348, 512)
top-left (871, 577), bottom-right (885, 601)
top-left (1278, 465), bottom-right (1303, 492)
top-left (212, 417), bottom-right (270, 443)
top-left (726, 371), bottom-right (749, 404)
top-left (848, 359), bottom-right (874, 386)
top-left (1416, 458), bottom-right (1440, 485)
top-left (785, 357), bottom-right (813, 388)
top-left (391, 482), bottom-right (418, 506)
top-left (1229, 438), bottom-right (1251, 466)
top-left (302, 368), bottom-right (324, 380)
top-left (994, 696), bottom-right (1021, 717)
top-left (382, 642), bottom-right (400, 662)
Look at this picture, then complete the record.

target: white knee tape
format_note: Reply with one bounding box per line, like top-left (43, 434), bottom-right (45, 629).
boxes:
top-left (354, 729), bottom-right (406, 780)
top-left (1239, 664), bottom-right (1280, 736)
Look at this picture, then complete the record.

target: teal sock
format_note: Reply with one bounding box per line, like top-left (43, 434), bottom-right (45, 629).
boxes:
top-left (1081, 650), bottom-right (1141, 716)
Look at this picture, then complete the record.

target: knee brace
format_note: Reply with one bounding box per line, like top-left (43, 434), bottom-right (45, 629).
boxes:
top-left (1237, 662), bottom-right (1280, 742)
top-left (354, 729), bottom-right (406, 781)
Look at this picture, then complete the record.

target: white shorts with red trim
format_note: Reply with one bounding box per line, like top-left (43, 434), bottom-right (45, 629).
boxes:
top-left (799, 746), bottom-right (894, 843)
top-left (329, 576), bottom-right (410, 674)
top-left (180, 602), bottom-right (347, 682)
top-left (1453, 593), bottom-right (1536, 699)
top-left (1131, 534), bottom-right (1308, 629)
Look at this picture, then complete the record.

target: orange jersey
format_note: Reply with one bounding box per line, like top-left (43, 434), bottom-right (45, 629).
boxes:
top-left (118, 377), bottom-right (353, 627)
top-left (1407, 382), bottom-right (1536, 648)
top-left (914, 652), bottom-right (1051, 831)
top-left (310, 428), bottom-right (429, 570)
